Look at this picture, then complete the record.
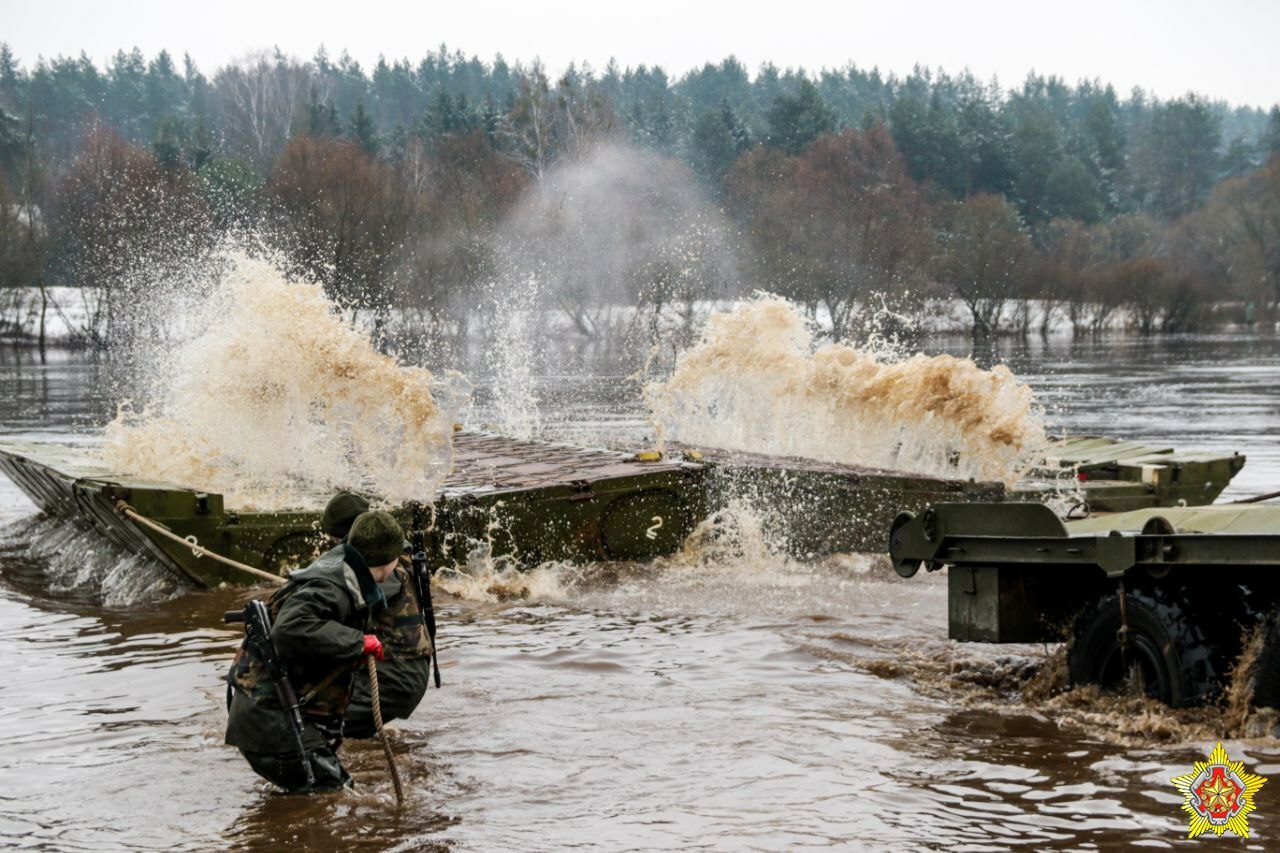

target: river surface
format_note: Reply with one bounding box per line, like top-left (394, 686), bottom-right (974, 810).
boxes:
top-left (0, 334), bottom-right (1278, 851)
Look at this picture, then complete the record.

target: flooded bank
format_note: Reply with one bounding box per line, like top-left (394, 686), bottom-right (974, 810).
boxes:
top-left (1, 335), bottom-right (1279, 849)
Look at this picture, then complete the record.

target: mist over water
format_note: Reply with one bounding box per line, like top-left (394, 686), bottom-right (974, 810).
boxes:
top-left (471, 144), bottom-right (741, 438)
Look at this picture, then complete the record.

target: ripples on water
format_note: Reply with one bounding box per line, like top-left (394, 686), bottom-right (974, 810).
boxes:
top-left (0, 338), bottom-right (1277, 850)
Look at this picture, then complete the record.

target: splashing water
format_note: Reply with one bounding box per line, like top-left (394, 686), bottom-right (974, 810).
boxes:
top-left (3, 516), bottom-right (182, 605)
top-left (433, 559), bottom-right (585, 604)
top-left (102, 250), bottom-right (456, 508)
top-left (485, 273), bottom-right (543, 439)
top-left (647, 296), bottom-right (1048, 484)
top-left (430, 499), bottom-right (859, 613)
top-left (856, 637), bottom-right (1280, 746)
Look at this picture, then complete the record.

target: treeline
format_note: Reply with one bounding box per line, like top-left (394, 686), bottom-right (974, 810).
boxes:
top-left (0, 44), bottom-right (1278, 347)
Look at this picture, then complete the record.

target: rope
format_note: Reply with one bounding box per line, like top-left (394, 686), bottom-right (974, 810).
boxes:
top-left (114, 500), bottom-right (285, 586)
top-left (1229, 489), bottom-right (1280, 505)
top-left (368, 655), bottom-right (405, 805)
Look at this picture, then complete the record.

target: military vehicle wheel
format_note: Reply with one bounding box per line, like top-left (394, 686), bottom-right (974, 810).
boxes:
top-left (1067, 588), bottom-right (1218, 707)
top-left (1248, 612), bottom-right (1280, 709)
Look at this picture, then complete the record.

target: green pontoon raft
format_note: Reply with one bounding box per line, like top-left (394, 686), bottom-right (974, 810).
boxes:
top-left (1017, 434), bottom-right (1247, 512)
top-left (0, 430), bottom-right (1246, 588)
top-left (0, 432), bottom-right (706, 587)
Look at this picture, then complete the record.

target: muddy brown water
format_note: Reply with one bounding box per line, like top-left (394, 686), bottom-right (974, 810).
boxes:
top-left (0, 335), bottom-right (1278, 851)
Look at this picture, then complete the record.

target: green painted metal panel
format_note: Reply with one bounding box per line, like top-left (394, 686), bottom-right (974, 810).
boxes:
top-left (0, 433), bottom-right (707, 587)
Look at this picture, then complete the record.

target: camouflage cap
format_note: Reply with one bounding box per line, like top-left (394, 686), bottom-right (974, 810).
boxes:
top-left (320, 492), bottom-right (370, 539)
top-left (348, 510), bottom-right (405, 568)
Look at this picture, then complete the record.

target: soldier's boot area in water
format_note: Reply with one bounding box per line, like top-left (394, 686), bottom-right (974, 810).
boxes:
top-left (239, 744), bottom-right (350, 793)
top-left (238, 722), bottom-right (351, 793)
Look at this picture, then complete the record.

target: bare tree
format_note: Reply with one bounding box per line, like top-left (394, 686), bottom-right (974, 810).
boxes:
top-left (1041, 218), bottom-right (1111, 336)
top-left (213, 51), bottom-right (310, 170)
top-left (501, 144), bottom-right (737, 352)
top-left (503, 63), bottom-right (557, 182)
top-left (16, 100), bottom-right (52, 349)
top-left (266, 136), bottom-right (415, 329)
top-left (1194, 155), bottom-right (1280, 321)
top-left (52, 122), bottom-right (211, 346)
top-left (725, 125), bottom-right (931, 340)
top-left (933, 194), bottom-right (1033, 338)
top-left (391, 132), bottom-right (526, 351)
top-left (501, 61), bottom-right (617, 181)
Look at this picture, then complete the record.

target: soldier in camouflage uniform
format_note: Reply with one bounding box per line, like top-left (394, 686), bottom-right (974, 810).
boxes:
top-left (318, 493), bottom-right (434, 739)
top-left (224, 511), bottom-right (405, 792)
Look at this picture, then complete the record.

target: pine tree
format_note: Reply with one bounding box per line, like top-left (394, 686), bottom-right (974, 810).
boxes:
top-left (1043, 156), bottom-right (1103, 222)
top-left (349, 100), bottom-right (377, 153)
top-left (1009, 97), bottom-right (1066, 223)
top-left (765, 79), bottom-right (834, 154)
top-left (144, 50), bottom-right (188, 140)
top-left (0, 43), bottom-right (21, 107)
top-left (1083, 90), bottom-right (1126, 214)
top-left (422, 88), bottom-right (456, 143)
top-left (307, 88), bottom-right (340, 137)
top-left (481, 92), bottom-right (501, 144)
top-left (1264, 106), bottom-right (1280, 155)
top-left (690, 108), bottom-right (737, 187)
top-left (0, 105), bottom-right (19, 173)
top-left (722, 101), bottom-right (751, 153)
top-left (151, 116), bottom-right (186, 169)
top-left (106, 47), bottom-right (148, 141)
top-left (1141, 95), bottom-right (1222, 218)
top-left (956, 84), bottom-right (1014, 197)
top-left (1221, 135), bottom-right (1256, 177)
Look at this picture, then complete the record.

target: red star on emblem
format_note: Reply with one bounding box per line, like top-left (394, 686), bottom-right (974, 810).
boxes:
top-left (1195, 766), bottom-right (1243, 819)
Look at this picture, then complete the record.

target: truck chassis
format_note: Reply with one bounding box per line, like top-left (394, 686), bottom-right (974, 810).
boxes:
top-left (889, 502), bottom-right (1280, 708)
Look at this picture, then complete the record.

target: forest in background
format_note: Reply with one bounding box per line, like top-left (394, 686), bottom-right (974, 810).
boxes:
top-left (0, 43), bottom-right (1277, 351)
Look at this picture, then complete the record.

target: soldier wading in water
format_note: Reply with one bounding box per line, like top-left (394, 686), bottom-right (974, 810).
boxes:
top-left (320, 493), bottom-right (437, 739)
top-left (225, 508), bottom-right (427, 792)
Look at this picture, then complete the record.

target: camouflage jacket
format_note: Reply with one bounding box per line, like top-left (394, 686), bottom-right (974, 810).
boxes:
top-left (345, 562), bottom-right (433, 730)
top-left (376, 563), bottom-right (433, 660)
top-left (224, 545), bottom-right (383, 753)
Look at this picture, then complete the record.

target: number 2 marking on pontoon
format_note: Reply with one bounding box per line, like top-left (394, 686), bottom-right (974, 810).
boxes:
top-left (645, 516), bottom-right (664, 540)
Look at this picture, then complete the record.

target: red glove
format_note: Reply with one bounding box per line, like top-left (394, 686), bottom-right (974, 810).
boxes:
top-left (362, 634), bottom-right (384, 661)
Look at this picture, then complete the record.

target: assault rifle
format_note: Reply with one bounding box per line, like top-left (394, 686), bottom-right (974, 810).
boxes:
top-left (224, 600), bottom-right (315, 788)
top-left (408, 502), bottom-right (441, 688)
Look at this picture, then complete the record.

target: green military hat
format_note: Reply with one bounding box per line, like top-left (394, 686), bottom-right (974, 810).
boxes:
top-left (321, 492), bottom-right (370, 539)
top-left (348, 510), bottom-right (405, 567)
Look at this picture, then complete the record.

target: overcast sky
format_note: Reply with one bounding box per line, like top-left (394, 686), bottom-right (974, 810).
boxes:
top-left (3, 0), bottom-right (1277, 108)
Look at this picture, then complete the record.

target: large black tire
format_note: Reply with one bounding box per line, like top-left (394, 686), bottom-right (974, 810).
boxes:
top-left (1249, 613), bottom-right (1280, 709)
top-left (1067, 588), bottom-right (1219, 707)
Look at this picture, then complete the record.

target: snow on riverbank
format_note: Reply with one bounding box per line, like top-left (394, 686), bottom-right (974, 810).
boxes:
top-left (0, 287), bottom-right (100, 343)
top-left (0, 285), bottom-right (1268, 347)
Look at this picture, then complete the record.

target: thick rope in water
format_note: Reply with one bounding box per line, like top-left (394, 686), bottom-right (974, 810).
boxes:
top-left (368, 655), bottom-right (405, 805)
top-left (115, 500), bottom-right (286, 586)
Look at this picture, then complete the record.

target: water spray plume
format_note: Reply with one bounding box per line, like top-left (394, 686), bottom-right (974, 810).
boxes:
top-left (103, 249), bottom-right (456, 508)
top-left (647, 295), bottom-right (1048, 485)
